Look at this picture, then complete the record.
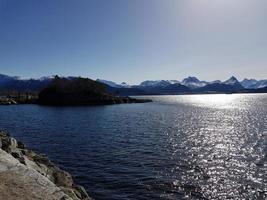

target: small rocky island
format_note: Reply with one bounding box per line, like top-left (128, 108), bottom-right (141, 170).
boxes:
top-left (0, 131), bottom-right (92, 200)
top-left (39, 76), bottom-right (152, 106)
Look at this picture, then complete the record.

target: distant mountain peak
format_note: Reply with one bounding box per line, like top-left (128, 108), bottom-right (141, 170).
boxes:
top-left (181, 76), bottom-right (206, 88)
top-left (0, 73), bottom-right (20, 83)
top-left (96, 79), bottom-right (121, 88)
top-left (0, 73), bottom-right (265, 93)
top-left (39, 76), bottom-right (55, 81)
top-left (224, 76), bottom-right (239, 85)
top-left (241, 79), bottom-right (267, 89)
top-left (230, 76), bottom-right (238, 80)
top-left (242, 78), bottom-right (257, 82)
top-left (96, 79), bottom-right (131, 88)
top-left (139, 80), bottom-right (170, 87)
top-left (231, 76), bottom-right (238, 80)
top-left (182, 76), bottom-right (200, 82)
top-left (120, 82), bottom-right (131, 88)
top-left (240, 78), bottom-right (258, 88)
top-left (211, 80), bottom-right (222, 84)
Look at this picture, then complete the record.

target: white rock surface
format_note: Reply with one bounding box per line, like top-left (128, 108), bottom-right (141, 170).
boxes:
top-left (0, 148), bottom-right (72, 200)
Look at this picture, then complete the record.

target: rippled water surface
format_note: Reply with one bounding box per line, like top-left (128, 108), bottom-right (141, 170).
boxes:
top-left (0, 94), bottom-right (266, 199)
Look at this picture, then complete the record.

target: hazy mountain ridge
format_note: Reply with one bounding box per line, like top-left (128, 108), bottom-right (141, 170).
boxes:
top-left (0, 73), bottom-right (266, 95)
top-left (98, 76), bottom-right (266, 89)
top-left (0, 74), bottom-right (52, 92)
top-left (241, 79), bottom-right (267, 89)
top-left (96, 79), bottom-right (131, 88)
top-left (98, 76), bottom-right (267, 95)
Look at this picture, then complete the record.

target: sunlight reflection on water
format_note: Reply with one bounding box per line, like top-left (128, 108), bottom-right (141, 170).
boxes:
top-left (137, 94), bottom-right (267, 199)
top-left (1, 94), bottom-right (266, 199)
top-left (143, 94), bottom-right (251, 109)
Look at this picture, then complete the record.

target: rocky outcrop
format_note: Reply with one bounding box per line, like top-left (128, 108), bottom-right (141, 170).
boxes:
top-left (38, 77), bottom-right (152, 106)
top-left (0, 131), bottom-right (93, 200)
top-left (0, 97), bottom-right (17, 105)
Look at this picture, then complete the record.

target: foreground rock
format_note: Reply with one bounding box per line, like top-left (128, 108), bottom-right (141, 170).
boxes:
top-left (0, 131), bottom-right (93, 200)
top-left (0, 97), bottom-right (17, 105)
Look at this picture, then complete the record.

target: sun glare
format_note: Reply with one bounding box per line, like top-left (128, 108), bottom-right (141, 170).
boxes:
top-left (183, 94), bottom-right (241, 109)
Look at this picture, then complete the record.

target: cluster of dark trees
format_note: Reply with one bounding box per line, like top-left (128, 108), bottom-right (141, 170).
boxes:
top-left (38, 76), bottom-right (151, 105)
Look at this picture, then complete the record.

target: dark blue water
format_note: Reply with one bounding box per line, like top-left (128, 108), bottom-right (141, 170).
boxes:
top-left (0, 94), bottom-right (266, 199)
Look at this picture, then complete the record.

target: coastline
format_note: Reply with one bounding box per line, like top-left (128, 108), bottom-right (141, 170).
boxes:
top-left (0, 95), bottom-right (152, 106)
top-left (0, 130), bottom-right (93, 200)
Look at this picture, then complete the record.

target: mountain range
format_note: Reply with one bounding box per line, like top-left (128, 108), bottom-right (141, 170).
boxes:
top-left (0, 73), bottom-right (266, 95)
top-left (97, 76), bottom-right (267, 95)
top-left (98, 76), bottom-right (267, 89)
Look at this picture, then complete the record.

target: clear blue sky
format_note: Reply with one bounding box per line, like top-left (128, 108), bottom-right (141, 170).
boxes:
top-left (0, 0), bottom-right (266, 84)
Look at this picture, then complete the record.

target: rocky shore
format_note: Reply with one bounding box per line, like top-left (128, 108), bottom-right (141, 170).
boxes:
top-left (0, 131), bottom-right (93, 200)
top-left (0, 97), bottom-right (17, 105)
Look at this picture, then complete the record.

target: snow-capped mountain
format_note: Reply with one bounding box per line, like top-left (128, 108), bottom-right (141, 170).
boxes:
top-left (223, 76), bottom-right (240, 85)
top-left (96, 76), bottom-right (265, 90)
top-left (0, 74), bottom-right (54, 82)
top-left (0, 74), bottom-right (20, 83)
top-left (82, 76), bottom-right (267, 91)
top-left (240, 79), bottom-right (267, 89)
top-left (167, 80), bottom-right (180, 84)
top-left (210, 80), bottom-right (222, 84)
top-left (0, 73), bottom-right (52, 91)
top-left (39, 76), bottom-right (55, 81)
top-left (222, 76), bottom-right (244, 90)
top-left (251, 80), bottom-right (267, 89)
top-left (119, 82), bottom-right (131, 88)
top-left (240, 79), bottom-right (258, 89)
top-left (1, 73), bottom-right (265, 94)
top-left (139, 80), bottom-right (171, 87)
top-left (96, 79), bottom-right (121, 88)
top-left (181, 76), bottom-right (207, 89)
top-left (96, 79), bottom-right (131, 88)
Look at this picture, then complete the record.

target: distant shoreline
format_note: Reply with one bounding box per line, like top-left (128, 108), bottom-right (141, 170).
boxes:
top-left (1, 92), bottom-right (267, 106)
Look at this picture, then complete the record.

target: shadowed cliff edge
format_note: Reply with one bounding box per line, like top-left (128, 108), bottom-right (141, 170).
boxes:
top-left (0, 130), bottom-right (93, 200)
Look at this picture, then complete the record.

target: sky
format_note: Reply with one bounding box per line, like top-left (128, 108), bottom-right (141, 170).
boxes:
top-left (0, 0), bottom-right (266, 84)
